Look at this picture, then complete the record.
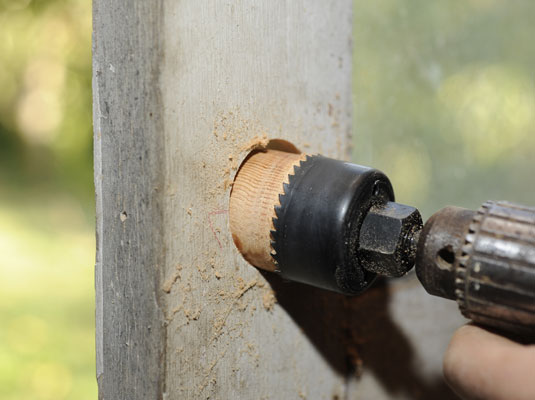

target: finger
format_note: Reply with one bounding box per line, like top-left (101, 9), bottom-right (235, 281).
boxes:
top-left (443, 324), bottom-right (535, 400)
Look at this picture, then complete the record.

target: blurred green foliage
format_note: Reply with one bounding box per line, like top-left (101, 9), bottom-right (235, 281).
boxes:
top-left (354, 0), bottom-right (535, 219)
top-left (0, 0), bottom-right (93, 199)
top-left (0, 0), bottom-right (95, 399)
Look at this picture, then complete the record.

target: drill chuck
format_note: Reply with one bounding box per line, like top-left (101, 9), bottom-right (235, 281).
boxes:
top-left (416, 201), bottom-right (535, 336)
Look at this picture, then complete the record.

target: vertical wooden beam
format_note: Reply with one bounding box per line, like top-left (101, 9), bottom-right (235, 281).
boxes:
top-left (94, 1), bottom-right (353, 398)
top-left (93, 1), bottom-right (165, 399)
top-left (160, 2), bottom-right (352, 398)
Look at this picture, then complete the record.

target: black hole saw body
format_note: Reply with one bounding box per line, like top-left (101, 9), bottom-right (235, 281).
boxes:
top-left (269, 154), bottom-right (535, 337)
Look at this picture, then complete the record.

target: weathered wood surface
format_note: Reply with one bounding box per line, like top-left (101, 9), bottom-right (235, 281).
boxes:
top-left (160, 2), bottom-right (353, 398)
top-left (94, 1), bottom-right (465, 399)
top-left (93, 1), bottom-right (165, 399)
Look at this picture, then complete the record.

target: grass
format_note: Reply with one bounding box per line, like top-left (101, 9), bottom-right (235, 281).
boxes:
top-left (0, 185), bottom-right (96, 400)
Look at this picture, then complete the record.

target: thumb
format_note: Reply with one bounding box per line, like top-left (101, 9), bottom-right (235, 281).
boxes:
top-left (443, 324), bottom-right (535, 400)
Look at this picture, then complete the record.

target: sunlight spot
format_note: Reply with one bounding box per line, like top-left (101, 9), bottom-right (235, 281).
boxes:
top-left (3, 0), bottom-right (32, 12)
top-left (31, 362), bottom-right (72, 400)
top-left (24, 57), bottom-right (66, 91)
top-left (378, 145), bottom-right (431, 204)
top-left (6, 315), bottom-right (48, 354)
top-left (438, 64), bottom-right (534, 165)
top-left (16, 88), bottom-right (62, 145)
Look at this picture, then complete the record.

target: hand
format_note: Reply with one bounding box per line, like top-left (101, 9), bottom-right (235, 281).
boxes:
top-left (443, 324), bottom-right (535, 400)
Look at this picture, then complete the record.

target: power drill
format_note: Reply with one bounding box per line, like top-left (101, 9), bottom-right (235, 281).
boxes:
top-left (229, 148), bottom-right (535, 337)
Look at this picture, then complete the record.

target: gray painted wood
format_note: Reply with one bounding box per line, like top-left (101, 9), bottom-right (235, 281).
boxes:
top-left (93, 1), bottom-right (165, 399)
top-left (159, 2), bottom-right (352, 399)
top-left (94, 1), bottom-right (465, 399)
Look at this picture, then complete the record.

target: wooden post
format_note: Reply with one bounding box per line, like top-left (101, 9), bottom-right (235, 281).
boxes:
top-left (94, 1), bottom-right (464, 399)
top-left (93, 1), bottom-right (165, 399)
top-left (94, 1), bottom-right (352, 398)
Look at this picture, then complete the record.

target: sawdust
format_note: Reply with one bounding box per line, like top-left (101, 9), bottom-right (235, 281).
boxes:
top-left (161, 105), bottom-right (351, 396)
top-left (167, 305), bottom-right (182, 321)
top-left (234, 277), bottom-right (257, 298)
top-left (208, 257), bottom-right (216, 268)
top-left (197, 349), bottom-right (228, 394)
top-left (212, 111), bottom-right (263, 191)
top-left (237, 300), bottom-right (248, 312)
top-left (239, 134), bottom-right (270, 153)
top-left (242, 343), bottom-right (260, 367)
top-left (183, 308), bottom-right (201, 321)
top-left (262, 288), bottom-right (277, 311)
top-left (197, 265), bottom-right (210, 281)
top-left (162, 264), bottom-right (183, 293)
top-left (210, 278), bottom-right (257, 344)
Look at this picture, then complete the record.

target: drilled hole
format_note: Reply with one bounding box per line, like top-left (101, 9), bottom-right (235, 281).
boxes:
top-left (436, 245), bottom-right (455, 271)
top-left (229, 138), bottom-right (302, 272)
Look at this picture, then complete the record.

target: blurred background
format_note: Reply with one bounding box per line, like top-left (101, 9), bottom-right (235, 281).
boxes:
top-left (0, 0), bottom-right (94, 399)
top-left (0, 0), bottom-right (533, 399)
top-left (353, 0), bottom-right (535, 219)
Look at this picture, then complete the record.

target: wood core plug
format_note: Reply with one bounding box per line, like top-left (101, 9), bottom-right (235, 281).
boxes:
top-left (229, 149), bottom-right (306, 272)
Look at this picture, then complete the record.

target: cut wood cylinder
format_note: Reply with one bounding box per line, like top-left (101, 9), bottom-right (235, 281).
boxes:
top-left (229, 149), bottom-right (306, 271)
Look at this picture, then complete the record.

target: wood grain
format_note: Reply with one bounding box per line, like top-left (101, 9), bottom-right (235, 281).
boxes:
top-left (93, 1), bottom-right (165, 399)
top-left (229, 149), bottom-right (307, 272)
top-left (160, 3), bottom-right (352, 398)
